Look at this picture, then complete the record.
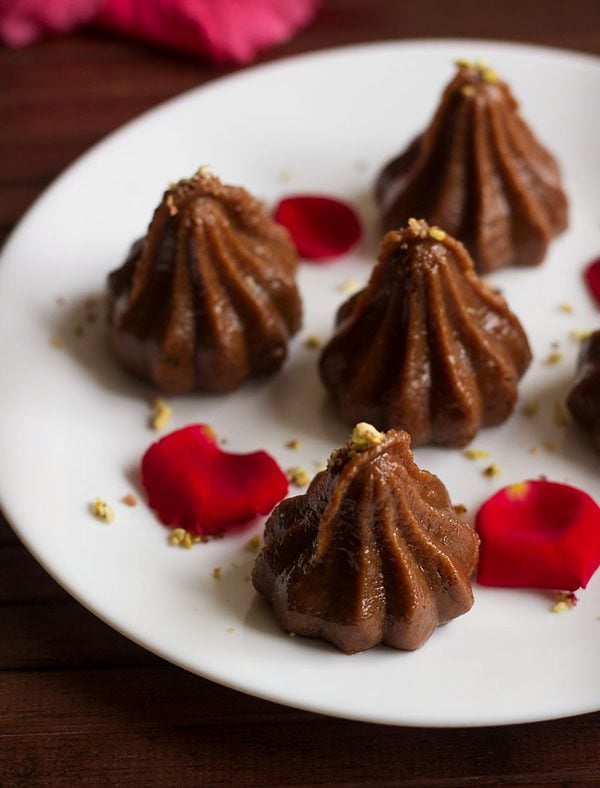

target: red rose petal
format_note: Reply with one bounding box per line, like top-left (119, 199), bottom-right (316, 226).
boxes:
top-left (274, 194), bottom-right (362, 261)
top-left (476, 480), bottom-right (600, 591)
top-left (141, 425), bottom-right (288, 536)
top-left (584, 256), bottom-right (600, 307)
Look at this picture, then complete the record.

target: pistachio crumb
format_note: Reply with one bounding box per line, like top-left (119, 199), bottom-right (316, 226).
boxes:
top-left (551, 591), bottom-right (578, 613)
top-left (246, 534), bottom-right (261, 552)
top-left (91, 498), bottom-right (115, 523)
top-left (461, 85), bottom-right (476, 97)
top-left (285, 438), bottom-right (302, 450)
top-left (554, 401), bottom-right (571, 427)
top-left (165, 194), bottom-right (178, 216)
top-left (194, 164), bottom-right (212, 179)
top-left (287, 466), bottom-right (310, 487)
top-left (351, 422), bottom-right (384, 451)
top-left (150, 398), bottom-right (172, 431)
top-left (571, 329), bottom-right (591, 341)
top-left (245, 275), bottom-right (257, 290)
top-left (481, 67), bottom-right (498, 83)
top-left (507, 481), bottom-right (529, 500)
top-left (50, 336), bottom-right (64, 348)
top-left (529, 446), bottom-right (540, 455)
top-left (226, 627), bottom-right (235, 633)
top-left (213, 566), bottom-right (222, 580)
top-left (179, 532), bottom-right (191, 549)
top-left (169, 528), bottom-right (186, 546)
top-left (523, 399), bottom-right (540, 417)
top-left (408, 217), bottom-right (427, 237)
top-left (304, 334), bottom-right (322, 350)
top-left (428, 226), bottom-right (446, 241)
top-left (463, 448), bottom-right (490, 460)
top-left (455, 59), bottom-right (472, 69)
top-left (543, 441), bottom-right (558, 453)
top-left (559, 302), bottom-right (574, 314)
top-left (452, 504), bottom-right (467, 516)
top-left (338, 278), bottom-right (360, 294)
top-left (544, 351), bottom-right (563, 365)
top-left (483, 463), bottom-right (501, 478)
top-left (122, 493), bottom-right (138, 507)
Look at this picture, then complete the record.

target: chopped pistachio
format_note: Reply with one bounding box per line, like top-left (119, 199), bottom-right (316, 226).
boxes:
top-left (150, 398), bottom-right (172, 432)
top-left (304, 334), bottom-right (322, 350)
top-left (338, 278), bottom-right (361, 295)
top-left (428, 226), bottom-right (446, 241)
top-left (544, 351), bottom-right (563, 365)
top-left (213, 566), bottom-right (222, 580)
top-left (351, 422), bottom-right (384, 451)
top-left (165, 194), bottom-right (178, 216)
top-left (91, 498), bottom-right (115, 523)
top-left (246, 534), bottom-right (261, 552)
top-left (506, 481), bottom-right (529, 500)
top-left (483, 463), bottom-right (501, 478)
top-left (287, 466), bottom-right (310, 487)
top-left (554, 401), bottom-right (571, 427)
top-left (408, 217), bottom-right (427, 237)
top-left (523, 399), bottom-right (540, 417)
top-left (463, 448), bottom-right (490, 460)
top-left (559, 302), bottom-right (574, 314)
top-left (571, 329), bottom-right (591, 341)
top-left (551, 591), bottom-right (577, 613)
top-left (169, 528), bottom-right (186, 546)
top-left (285, 439), bottom-right (302, 450)
top-left (50, 336), bottom-right (65, 348)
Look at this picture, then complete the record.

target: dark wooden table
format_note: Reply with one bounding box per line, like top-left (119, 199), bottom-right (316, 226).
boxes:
top-left (2, 1), bottom-right (600, 784)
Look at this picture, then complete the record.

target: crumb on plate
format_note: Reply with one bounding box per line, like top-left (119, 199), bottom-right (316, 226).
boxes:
top-left (91, 498), bottom-right (115, 523)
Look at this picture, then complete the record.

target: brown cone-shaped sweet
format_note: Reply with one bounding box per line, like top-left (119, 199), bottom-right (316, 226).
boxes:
top-left (107, 170), bottom-right (302, 394)
top-left (252, 423), bottom-right (479, 653)
top-left (567, 330), bottom-right (600, 452)
top-left (376, 61), bottom-right (568, 273)
top-left (319, 220), bottom-right (532, 447)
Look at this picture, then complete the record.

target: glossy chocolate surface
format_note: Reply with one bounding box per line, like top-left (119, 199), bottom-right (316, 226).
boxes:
top-left (376, 61), bottom-right (568, 273)
top-left (319, 220), bottom-right (532, 447)
top-left (107, 172), bottom-right (302, 394)
top-left (252, 427), bottom-right (479, 653)
top-left (567, 330), bottom-right (600, 451)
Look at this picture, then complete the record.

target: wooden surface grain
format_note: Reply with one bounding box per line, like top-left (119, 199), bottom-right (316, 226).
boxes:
top-left (1, 1), bottom-right (600, 784)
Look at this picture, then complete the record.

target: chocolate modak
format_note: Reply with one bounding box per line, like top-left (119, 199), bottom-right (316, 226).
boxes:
top-left (567, 330), bottom-right (600, 452)
top-left (376, 60), bottom-right (568, 273)
top-left (319, 220), bottom-right (532, 448)
top-left (252, 423), bottom-right (479, 653)
top-left (108, 170), bottom-right (302, 394)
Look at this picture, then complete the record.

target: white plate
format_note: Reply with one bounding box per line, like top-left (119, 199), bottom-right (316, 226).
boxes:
top-left (1, 40), bottom-right (599, 728)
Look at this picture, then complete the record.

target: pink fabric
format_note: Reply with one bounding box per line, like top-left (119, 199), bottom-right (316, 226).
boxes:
top-left (0, 0), bottom-right (323, 63)
top-left (98, 0), bottom-right (323, 63)
top-left (0, 0), bottom-right (100, 46)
